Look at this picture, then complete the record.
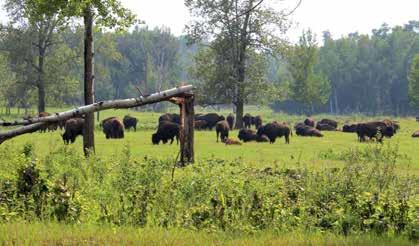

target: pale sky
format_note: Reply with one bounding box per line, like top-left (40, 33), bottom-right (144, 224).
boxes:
top-left (0, 0), bottom-right (418, 41)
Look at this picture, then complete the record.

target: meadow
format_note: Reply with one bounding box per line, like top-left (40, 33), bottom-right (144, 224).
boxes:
top-left (0, 106), bottom-right (418, 245)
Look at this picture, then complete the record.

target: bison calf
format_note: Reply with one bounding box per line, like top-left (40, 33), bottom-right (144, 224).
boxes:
top-left (223, 138), bottom-right (242, 145)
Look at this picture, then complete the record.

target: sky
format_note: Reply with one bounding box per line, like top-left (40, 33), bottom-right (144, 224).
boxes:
top-left (0, 0), bottom-right (418, 41)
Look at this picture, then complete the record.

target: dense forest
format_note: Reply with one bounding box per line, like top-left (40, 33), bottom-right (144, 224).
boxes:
top-left (0, 20), bottom-right (418, 115)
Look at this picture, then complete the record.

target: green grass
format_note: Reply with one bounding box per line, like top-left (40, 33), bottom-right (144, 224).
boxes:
top-left (0, 107), bottom-right (418, 244)
top-left (0, 222), bottom-right (415, 245)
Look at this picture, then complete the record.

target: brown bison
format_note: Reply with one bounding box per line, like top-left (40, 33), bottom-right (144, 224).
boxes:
top-left (382, 119), bottom-right (400, 134)
top-left (222, 138), bottom-right (242, 145)
top-left (412, 131), bottom-right (419, 138)
top-left (216, 120), bottom-right (230, 142)
top-left (343, 123), bottom-right (358, 133)
top-left (257, 122), bottom-right (291, 144)
top-left (195, 113), bottom-right (225, 130)
top-left (226, 113), bottom-right (235, 129)
top-left (152, 121), bottom-right (179, 145)
top-left (243, 113), bottom-right (253, 128)
top-left (319, 119), bottom-right (338, 128)
top-left (252, 115), bottom-right (263, 129)
top-left (159, 113), bottom-right (180, 124)
top-left (123, 115), bottom-right (138, 131)
top-left (194, 120), bottom-right (207, 130)
top-left (102, 117), bottom-right (124, 139)
top-left (62, 118), bottom-right (84, 144)
top-left (295, 124), bottom-right (323, 137)
top-left (304, 118), bottom-right (315, 127)
top-left (238, 129), bottom-right (257, 142)
top-left (356, 121), bottom-right (394, 142)
top-left (316, 122), bottom-right (337, 131)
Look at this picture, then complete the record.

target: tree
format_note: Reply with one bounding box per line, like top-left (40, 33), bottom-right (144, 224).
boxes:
top-left (27, 0), bottom-right (135, 155)
top-left (408, 54), bottom-right (419, 109)
top-left (286, 30), bottom-right (330, 115)
top-left (185, 0), bottom-right (295, 128)
top-left (4, 0), bottom-right (66, 113)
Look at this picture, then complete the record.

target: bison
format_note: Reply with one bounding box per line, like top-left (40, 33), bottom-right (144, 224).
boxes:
top-left (222, 138), bottom-right (242, 145)
top-left (295, 124), bottom-right (323, 137)
top-left (356, 121), bottom-right (394, 142)
top-left (152, 121), bottom-right (179, 145)
top-left (216, 120), bottom-right (230, 142)
top-left (257, 122), bottom-right (291, 144)
top-left (102, 117), bottom-right (124, 139)
top-left (123, 115), bottom-right (138, 131)
top-left (62, 118), bottom-right (84, 144)
top-left (227, 113), bottom-right (235, 129)
top-left (252, 115), bottom-right (263, 129)
top-left (159, 113), bottom-right (180, 124)
top-left (318, 119), bottom-right (338, 128)
top-left (243, 113), bottom-right (253, 128)
top-left (195, 113), bottom-right (225, 130)
top-left (194, 120), bottom-right (207, 130)
top-left (343, 123), bottom-right (358, 133)
top-left (316, 122), bottom-right (337, 131)
top-left (304, 118), bottom-right (315, 127)
top-left (238, 129), bottom-right (257, 142)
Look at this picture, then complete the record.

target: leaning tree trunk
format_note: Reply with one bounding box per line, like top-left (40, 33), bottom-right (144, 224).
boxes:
top-left (83, 6), bottom-right (95, 156)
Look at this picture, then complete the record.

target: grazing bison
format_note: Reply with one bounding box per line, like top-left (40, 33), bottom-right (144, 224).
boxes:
top-left (319, 119), bottom-right (338, 129)
top-left (102, 117), bottom-right (124, 139)
top-left (356, 121), bottom-right (394, 142)
top-left (412, 131), bottom-right (419, 138)
top-left (243, 113), bottom-right (253, 128)
top-left (123, 115), bottom-right (138, 131)
top-left (227, 113), bottom-right (235, 129)
top-left (62, 118), bottom-right (84, 144)
top-left (382, 119), bottom-right (400, 134)
top-left (159, 113), bottom-right (180, 124)
top-left (195, 113), bottom-right (225, 130)
top-left (295, 124), bottom-right (323, 137)
top-left (343, 123), bottom-right (358, 133)
top-left (252, 115), bottom-right (263, 129)
top-left (216, 120), bottom-right (230, 142)
top-left (152, 121), bottom-right (179, 145)
top-left (257, 122), bottom-right (291, 144)
top-left (304, 118), bottom-right (315, 127)
top-left (194, 120), bottom-right (207, 130)
top-left (223, 138), bottom-right (242, 145)
top-left (316, 123), bottom-right (337, 131)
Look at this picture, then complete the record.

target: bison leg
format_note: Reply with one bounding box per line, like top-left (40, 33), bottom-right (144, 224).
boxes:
top-left (216, 131), bottom-right (219, 142)
top-left (285, 134), bottom-right (290, 144)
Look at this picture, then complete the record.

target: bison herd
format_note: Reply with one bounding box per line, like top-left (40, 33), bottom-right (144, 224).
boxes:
top-left (21, 111), bottom-right (419, 146)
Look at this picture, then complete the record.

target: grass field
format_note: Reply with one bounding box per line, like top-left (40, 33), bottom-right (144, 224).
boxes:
top-left (2, 107), bottom-right (419, 171)
top-left (0, 107), bottom-right (418, 244)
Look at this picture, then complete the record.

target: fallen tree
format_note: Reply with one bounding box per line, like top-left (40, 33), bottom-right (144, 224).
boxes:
top-left (0, 85), bottom-right (194, 146)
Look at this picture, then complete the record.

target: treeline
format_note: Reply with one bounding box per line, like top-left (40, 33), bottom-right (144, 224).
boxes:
top-left (0, 24), bottom-right (194, 113)
top-left (0, 21), bottom-right (418, 115)
top-left (274, 21), bottom-right (419, 115)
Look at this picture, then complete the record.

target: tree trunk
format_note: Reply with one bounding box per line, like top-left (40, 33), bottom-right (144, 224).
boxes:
top-left (234, 100), bottom-right (244, 129)
top-left (83, 6), bottom-right (95, 156)
top-left (37, 53), bottom-right (46, 113)
top-left (179, 94), bottom-right (194, 165)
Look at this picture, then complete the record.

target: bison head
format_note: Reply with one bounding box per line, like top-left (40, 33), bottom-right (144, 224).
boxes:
top-left (152, 133), bottom-right (160, 145)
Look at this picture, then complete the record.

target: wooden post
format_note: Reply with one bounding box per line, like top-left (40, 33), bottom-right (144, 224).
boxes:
top-left (179, 94), bottom-right (194, 165)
